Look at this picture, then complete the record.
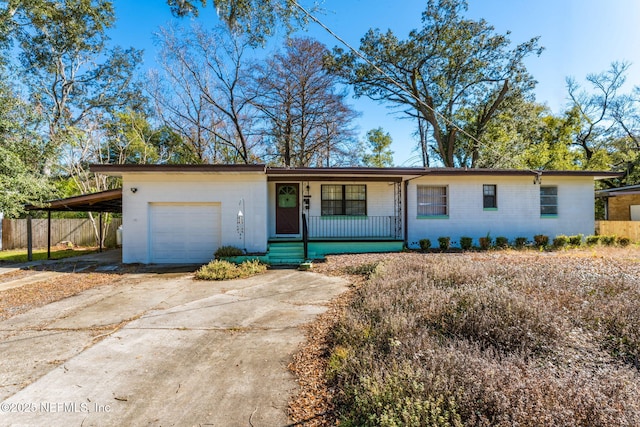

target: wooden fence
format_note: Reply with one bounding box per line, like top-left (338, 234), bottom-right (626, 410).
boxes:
top-left (595, 221), bottom-right (640, 242)
top-left (1, 217), bottom-right (122, 250)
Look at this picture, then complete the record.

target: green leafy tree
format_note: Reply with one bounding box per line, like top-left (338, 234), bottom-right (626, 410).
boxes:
top-left (165, 0), bottom-right (308, 45)
top-left (330, 0), bottom-right (542, 167)
top-left (362, 128), bottom-right (394, 167)
top-left (0, 80), bottom-right (55, 217)
top-left (11, 0), bottom-right (144, 167)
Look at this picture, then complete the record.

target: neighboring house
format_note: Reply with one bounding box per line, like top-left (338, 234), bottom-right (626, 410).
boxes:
top-left (91, 164), bottom-right (619, 264)
top-left (596, 184), bottom-right (640, 221)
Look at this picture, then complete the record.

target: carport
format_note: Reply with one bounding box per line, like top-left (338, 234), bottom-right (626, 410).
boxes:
top-left (24, 189), bottom-right (122, 260)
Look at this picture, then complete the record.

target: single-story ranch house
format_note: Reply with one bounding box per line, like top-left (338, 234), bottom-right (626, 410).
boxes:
top-left (91, 164), bottom-right (620, 264)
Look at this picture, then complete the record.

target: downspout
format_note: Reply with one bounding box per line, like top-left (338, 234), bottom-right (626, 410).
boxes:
top-left (404, 179), bottom-right (409, 247)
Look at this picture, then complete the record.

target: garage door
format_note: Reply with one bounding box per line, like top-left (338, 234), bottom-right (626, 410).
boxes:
top-left (149, 203), bottom-right (221, 263)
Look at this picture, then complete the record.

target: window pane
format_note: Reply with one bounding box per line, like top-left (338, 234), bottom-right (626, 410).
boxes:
top-left (540, 186), bottom-right (558, 215)
top-left (345, 185), bottom-right (366, 200)
top-left (321, 184), bottom-right (367, 216)
top-left (322, 185), bottom-right (342, 200)
top-left (345, 201), bottom-right (366, 216)
top-left (321, 200), bottom-right (343, 216)
top-left (483, 185), bottom-right (497, 208)
top-left (417, 186), bottom-right (447, 216)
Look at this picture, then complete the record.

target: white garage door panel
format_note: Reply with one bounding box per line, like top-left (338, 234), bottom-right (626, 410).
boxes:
top-left (150, 203), bottom-right (221, 263)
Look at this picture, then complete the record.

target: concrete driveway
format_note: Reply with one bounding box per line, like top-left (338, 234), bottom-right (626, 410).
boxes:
top-left (0, 266), bottom-right (348, 426)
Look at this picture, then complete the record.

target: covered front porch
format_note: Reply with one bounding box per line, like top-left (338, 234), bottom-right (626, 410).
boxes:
top-left (265, 168), bottom-right (407, 262)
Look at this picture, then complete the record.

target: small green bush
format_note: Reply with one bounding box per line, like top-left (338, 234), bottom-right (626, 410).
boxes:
top-left (459, 236), bottom-right (473, 250)
top-left (438, 236), bottom-right (451, 250)
top-left (195, 259), bottom-right (266, 280)
top-left (533, 234), bottom-right (549, 248)
top-left (568, 234), bottom-right (583, 246)
top-left (514, 237), bottom-right (528, 248)
top-left (617, 236), bottom-right (631, 247)
top-left (495, 236), bottom-right (509, 249)
top-left (600, 235), bottom-right (616, 246)
top-left (586, 235), bottom-right (600, 246)
top-left (214, 245), bottom-right (244, 258)
top-left (419, 239), bottom-right (431, 251)
top-left (552, 235), bottom-right (568, 249)
top-left (343, 262), bottom-right (380, 278)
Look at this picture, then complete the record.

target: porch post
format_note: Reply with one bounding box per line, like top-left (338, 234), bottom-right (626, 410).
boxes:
top-left (27, 214), bottom-right (33, 261)
top-left (99, 212), bottom-right (103, 253)
top-left (47, 211), bottom-right (51, 259)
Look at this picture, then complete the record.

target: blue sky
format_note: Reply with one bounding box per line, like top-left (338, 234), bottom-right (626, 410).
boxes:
top-left (110, 0), bottom-right (640, 165)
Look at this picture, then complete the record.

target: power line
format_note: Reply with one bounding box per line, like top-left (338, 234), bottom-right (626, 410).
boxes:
top-left (290, 0), bottom-right (487, 151)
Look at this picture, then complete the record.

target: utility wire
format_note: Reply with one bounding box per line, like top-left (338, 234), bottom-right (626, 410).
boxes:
top-left (290, 0), bottom-right (487, 151)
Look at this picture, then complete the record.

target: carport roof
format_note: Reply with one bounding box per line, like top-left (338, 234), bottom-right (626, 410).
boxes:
top-left (25, 189), bottom-right (122, 213)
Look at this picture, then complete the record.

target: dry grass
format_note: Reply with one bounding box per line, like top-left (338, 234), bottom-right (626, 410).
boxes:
top-left (291, 248), bottom-right (640, 426)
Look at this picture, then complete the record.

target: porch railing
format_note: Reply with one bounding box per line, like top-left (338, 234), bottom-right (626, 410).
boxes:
top-left (307, 216), bottom-right (401, 239)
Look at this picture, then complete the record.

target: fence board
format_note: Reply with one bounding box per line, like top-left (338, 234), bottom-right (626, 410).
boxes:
top-left (1, 217), bottom-right (122, 250)
top-left (595, 221), bottom-right (640, 242)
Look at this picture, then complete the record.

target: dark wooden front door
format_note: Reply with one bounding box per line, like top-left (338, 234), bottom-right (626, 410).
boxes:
top-left (276, 183), bottom-right (299, 234)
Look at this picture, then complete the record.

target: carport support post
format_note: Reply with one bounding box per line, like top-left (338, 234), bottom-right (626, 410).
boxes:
top-left (27, 214), bottom-right (33, 261)
top-left (47, 211), bottom-right (51, 260)
top-left (98, 212), bottom-right (103, 253)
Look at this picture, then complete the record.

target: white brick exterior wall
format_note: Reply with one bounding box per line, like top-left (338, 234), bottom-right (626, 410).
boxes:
top-left (406, 175), bottom-right (595, 248)
top-left (120, 172), bottom-right (268, 263)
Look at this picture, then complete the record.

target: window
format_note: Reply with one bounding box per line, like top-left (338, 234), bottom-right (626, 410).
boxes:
top-left (417, 185), bottom-right (448, 216)
top-left (321, 185), bottom-right (366, 216)
top-left (483, 185), bottom-right (497, 209)
top-left (540, 186), bottom-right (558, 216)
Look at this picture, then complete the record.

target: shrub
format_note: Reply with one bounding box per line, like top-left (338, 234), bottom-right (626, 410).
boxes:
top-left (195, 259), bottom-right (266, 280)
top-left (568, 234), bottom-right (583, 246)
top-left (617, 236), bottom-right (632, 247)
top-left (478, 235), bottom-right (492, 250)
top-left (419, 238), bottom-right (431, 251)
top-left (214, 245), bottom-right (244, 258)
top-left (438, 236), bottom-right (450, 250)
top-left (552, 235), bottom-right (568, 249)
top-left (600, 235), bottom-right (616, 246)
top-left (585, 235), bottom-right (600, 246)
top-left (533, 234), bottom-right (549, 248)
top-left (343, 262), bottom-right (380, 278)
top-left (495, 236), bottom-right (509, 249)
top-left (514, 237), bottom-right (528, 248)
top-left (459, 236), bottom-right (473, 251)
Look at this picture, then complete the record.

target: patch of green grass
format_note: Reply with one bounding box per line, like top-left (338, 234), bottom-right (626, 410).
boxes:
top-left (194, 259), bottom-right (267, 280)
top-left (0, 248), bottom-right (98, 263)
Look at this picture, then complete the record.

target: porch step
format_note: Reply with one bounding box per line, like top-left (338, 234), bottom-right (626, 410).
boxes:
top-left (267, 242), bottom-right (305, 264)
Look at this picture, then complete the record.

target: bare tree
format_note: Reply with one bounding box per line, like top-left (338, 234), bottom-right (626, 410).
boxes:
top-left (150, 24), bottom-right (260, 164)
top-left (567, 61), bottom-right (630, 163)
top-left (252, 37), bottom-right (359, 166)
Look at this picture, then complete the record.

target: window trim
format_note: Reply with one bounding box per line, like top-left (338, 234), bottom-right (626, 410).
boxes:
top-left (483, 184), bottom-right (497, 210)
top-left (417, 185), bottom-right (448, 218)
top-left (540, 185), bottom-right (558, 217)
top-left (320, 184), bottom-right (367, 216)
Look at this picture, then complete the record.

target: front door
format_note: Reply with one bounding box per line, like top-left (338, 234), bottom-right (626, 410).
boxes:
top-left (276, 183), bottom-right (299, 234)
